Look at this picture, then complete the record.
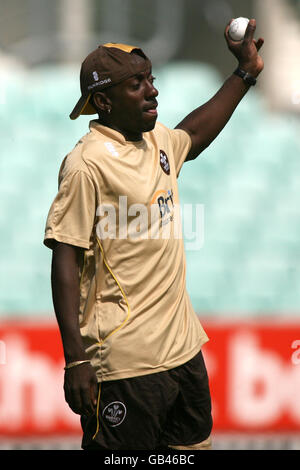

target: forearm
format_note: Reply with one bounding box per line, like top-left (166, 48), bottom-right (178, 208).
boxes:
top-left (177, 73), bottom-right (250, 157)
top-left (178, 18), bottom-right (264, 160)
top-left (51, 243), bottom-right (87, 364)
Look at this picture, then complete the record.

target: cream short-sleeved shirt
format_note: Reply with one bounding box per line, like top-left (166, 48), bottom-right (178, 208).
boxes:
top-left (44, 120), bottom-right (208, 382)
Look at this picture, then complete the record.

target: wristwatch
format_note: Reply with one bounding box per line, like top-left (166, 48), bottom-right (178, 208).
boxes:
top-left (234, 67), bottom-right (257, 86)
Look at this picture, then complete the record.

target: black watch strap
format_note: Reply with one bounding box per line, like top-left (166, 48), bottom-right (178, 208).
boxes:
top-left (234, 67), bottom-right (257, 86)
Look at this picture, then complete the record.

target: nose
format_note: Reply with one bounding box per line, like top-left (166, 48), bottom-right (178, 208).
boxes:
top-left (146, 80), bottom-right (159, 99)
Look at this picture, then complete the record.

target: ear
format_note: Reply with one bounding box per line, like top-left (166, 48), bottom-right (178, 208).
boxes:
top-left (92, 92), bottom-right (112, 114)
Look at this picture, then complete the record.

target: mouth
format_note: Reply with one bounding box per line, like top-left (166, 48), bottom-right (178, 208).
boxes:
top-left (143, 102), bottom-right (158, 116)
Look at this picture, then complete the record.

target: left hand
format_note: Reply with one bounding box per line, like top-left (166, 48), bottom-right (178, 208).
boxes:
top-left (224, 18), bottom-right (264, 77)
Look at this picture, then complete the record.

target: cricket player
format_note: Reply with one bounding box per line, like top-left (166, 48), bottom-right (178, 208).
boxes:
top-left (44, 19), bottom-right (264, 450)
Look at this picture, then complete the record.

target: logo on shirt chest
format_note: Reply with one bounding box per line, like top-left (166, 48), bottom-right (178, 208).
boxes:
top-left (159, 150), bottom-right (170, 175)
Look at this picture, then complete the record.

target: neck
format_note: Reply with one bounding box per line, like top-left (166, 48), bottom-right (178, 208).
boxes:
top-left (97, 117), bottom-right (143, 142)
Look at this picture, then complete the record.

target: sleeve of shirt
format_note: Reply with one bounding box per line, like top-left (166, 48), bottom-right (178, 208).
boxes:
top-left (168, 128), bottom-right (192, 177)
top-left (44, 170), bottom-right (96, 250)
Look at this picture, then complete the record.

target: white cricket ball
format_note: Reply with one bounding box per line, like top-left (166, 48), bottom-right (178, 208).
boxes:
top-left (228, 17), bottom-right (249, 41)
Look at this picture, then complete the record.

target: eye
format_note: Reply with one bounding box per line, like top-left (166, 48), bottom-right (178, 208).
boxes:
top-left (131, 82), bottom-right (141, 90)
top-left (130, 75), bottom-right (156, 91)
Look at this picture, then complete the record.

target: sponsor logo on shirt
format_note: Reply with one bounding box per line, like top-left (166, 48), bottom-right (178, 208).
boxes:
top-left (151, 189), bottom-right (174, 226)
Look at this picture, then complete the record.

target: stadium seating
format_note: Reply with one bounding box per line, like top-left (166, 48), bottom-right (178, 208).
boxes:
top-left (1, 62), bottom-right (300, 316)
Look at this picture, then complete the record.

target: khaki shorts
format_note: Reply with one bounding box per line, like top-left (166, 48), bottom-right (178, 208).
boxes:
top-left (81, 350), bottom-right (213, 450)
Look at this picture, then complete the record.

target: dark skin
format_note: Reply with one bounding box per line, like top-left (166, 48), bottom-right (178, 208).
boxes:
top-left (52, 19), bottom-right (264, 416)
top-left (91, 68), bottom-right (159, 140)
top-left (51, 242), bottom-right (98, 415)
top-left (180, 19), bottom-right (264, 159)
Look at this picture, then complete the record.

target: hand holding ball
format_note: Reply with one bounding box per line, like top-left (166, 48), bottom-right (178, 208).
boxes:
top-left (228, 17), bottom-right (249, 41)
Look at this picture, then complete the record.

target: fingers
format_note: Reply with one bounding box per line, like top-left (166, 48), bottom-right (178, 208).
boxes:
top-left (64, 366), bottom-right (98, 416)
top-left (224, 18), bottom-right (234, 40)
top-left (243, 18), bottom-right (256, 44)
top-left (80, 385), bottom-right (97, 415)
top-left (90, 378), bottom-right (98, 408)
top-left (254, 37), bottom-right (264, 51)
top-left (65, 385), bottom-right (97, 415)
top-left (65, 386), bottom-right (83, 414)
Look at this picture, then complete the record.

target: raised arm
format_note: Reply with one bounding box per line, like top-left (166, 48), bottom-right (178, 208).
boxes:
top-left (51, 242), bottom-right (97, 415)
top-left (176, 19), bottom-right (264, 161)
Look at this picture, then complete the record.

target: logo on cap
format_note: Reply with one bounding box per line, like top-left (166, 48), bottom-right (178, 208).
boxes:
top-left (93, 71), bottom-right (99, 81)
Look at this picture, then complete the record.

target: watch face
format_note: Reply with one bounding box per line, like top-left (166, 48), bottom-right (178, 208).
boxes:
top-left (244, 73), bottom-right (256, 86)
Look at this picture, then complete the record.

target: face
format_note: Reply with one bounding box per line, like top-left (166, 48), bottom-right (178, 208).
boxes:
top-left (103, 67), bottom-right (159, 141)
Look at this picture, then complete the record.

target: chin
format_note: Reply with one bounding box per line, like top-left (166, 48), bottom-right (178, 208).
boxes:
top-left (142, 117), bottom-right (158, 133)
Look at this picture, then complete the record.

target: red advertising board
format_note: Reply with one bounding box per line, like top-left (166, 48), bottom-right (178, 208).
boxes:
top-left (0, 319), bottom-right (300, 436)
top-left (203, 320), bottom-right (300, 432)
top-left (0, 321), bottom-right (81, 436)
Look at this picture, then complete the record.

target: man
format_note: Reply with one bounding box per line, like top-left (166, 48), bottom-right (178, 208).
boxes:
top-left (44, 20), bottom-right (264, 450)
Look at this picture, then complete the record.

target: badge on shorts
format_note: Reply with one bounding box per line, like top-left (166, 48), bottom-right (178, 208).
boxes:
top-left (160, 150), bottom-right (170, 175)
top-left (102, 401), bottom-right (127, 427)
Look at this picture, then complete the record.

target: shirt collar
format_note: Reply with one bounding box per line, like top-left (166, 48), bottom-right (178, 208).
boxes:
top-left (89, 120), bottom-right (145, 146)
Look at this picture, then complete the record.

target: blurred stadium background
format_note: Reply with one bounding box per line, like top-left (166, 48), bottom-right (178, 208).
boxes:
top-left (1, 0), bottom-right (300, 450)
